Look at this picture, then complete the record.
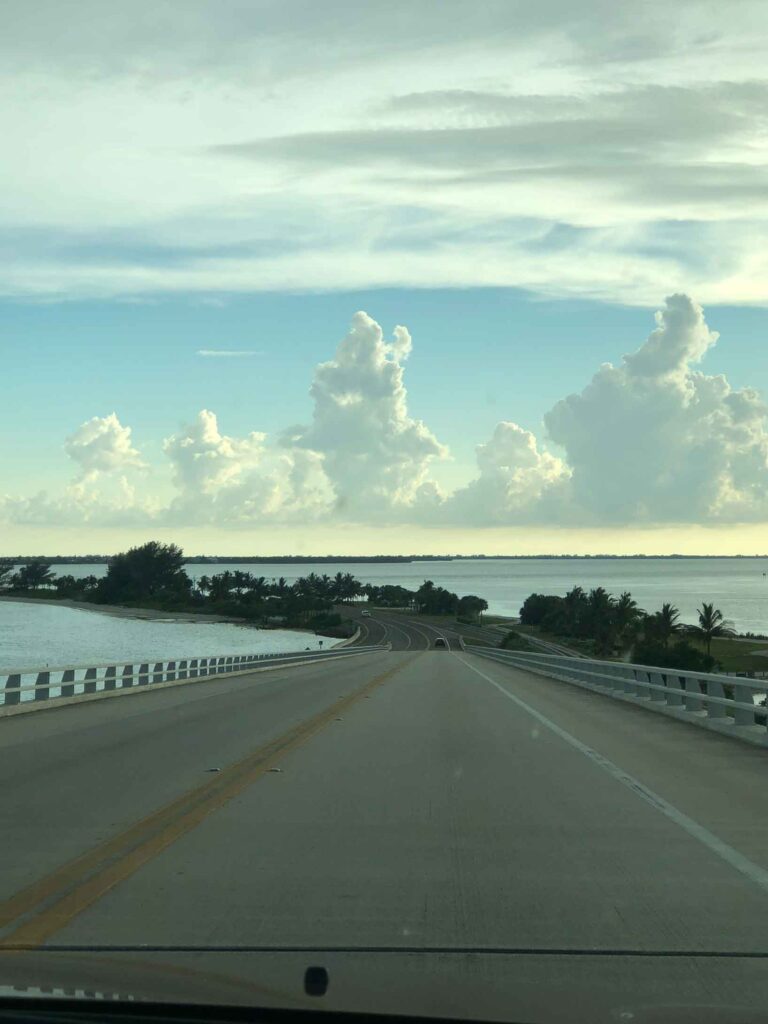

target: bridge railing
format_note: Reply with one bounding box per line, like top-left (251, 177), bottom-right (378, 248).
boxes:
top-left (1, 644), bottom-right (390, 711)
top-left (470, 647), bottom-right (768, 746)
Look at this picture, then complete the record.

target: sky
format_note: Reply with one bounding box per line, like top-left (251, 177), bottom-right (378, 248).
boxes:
top-left (2, 0), bottom-right (768, 556)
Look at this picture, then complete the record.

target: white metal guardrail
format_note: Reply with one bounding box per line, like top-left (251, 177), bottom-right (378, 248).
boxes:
top-left (1, 644), bottom-right (390, 711)
top-left (470, 647), bottom-right (768, 747)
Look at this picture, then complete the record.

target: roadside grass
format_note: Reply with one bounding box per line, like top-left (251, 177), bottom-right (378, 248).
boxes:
top-left (513, 623), bottom-right (768, 673)
top-left (686, 635), bottom-right (768, 674)
top-left (512, 622), bottom-right (596, 656)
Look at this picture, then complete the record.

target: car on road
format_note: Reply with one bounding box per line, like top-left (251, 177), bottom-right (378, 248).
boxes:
top-left (361, 610), bottom-right (371, 617)
top-left (433, 637), bottom-right (448, 648)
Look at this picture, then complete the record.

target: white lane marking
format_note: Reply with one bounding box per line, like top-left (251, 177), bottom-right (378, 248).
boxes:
top-left (458, 655), bottom-right (768, 898)
top-left (372, 616), bottom-right (410, 650)
top-left (389, 616), bottom-right (431, 649)
top-left (390, 615), bottom-right (454, 650)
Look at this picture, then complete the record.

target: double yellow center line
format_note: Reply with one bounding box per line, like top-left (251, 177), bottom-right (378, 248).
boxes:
top-left (0, 657), bottom-right (412, 948)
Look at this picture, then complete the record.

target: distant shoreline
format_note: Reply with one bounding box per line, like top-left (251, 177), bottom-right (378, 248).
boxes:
top-left (3, 553), bottom-right (768, 564)
top-left (0, 595), bottom-right (245, 625)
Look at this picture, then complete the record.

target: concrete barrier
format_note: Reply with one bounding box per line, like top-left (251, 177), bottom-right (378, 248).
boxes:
top-left (469, 647), bottom-right (768, 748)
top-left (1, 644), bottom-right (390, 718)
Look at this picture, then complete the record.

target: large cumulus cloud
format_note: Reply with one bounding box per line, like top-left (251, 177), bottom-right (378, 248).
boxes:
top-left (64, 413), bottom-right (143, 480)
top-left (163, 410), bottom-right (333, 525)
top-left (543, 294), bottom-right (768, 522)
top-left (286, 311), bottom-right (447, 520)
top-left (445, 421), bottom-right (570, 524)
top-left (3, 298), bottom-right (768, 531)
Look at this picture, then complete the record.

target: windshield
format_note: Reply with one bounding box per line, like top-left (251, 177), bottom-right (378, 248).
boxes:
top-left (2, 3), bottom-right (768, 1023)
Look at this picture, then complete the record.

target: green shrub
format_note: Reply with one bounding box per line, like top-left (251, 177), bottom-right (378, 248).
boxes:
top-left (632, 638), bottom-right (717, 672)
top-left (500, 630), bottom-right (534, 652)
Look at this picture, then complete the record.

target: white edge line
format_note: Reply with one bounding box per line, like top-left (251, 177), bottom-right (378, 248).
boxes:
top-left (457, 654), bottom-right (768, 898)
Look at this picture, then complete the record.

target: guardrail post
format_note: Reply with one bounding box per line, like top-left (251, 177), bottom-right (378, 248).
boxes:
top-left (121, 664), bottom-right (134, 688)
top-left (104, 666), bottom-right (117, 691)
top-left (733, 682), bottom-right (756, 727)
top-left (61, 669), bottom-right (76, 698)
top-left (138, 663), bottom-right (149, 686)
top-left (84, 667), bottom-right (97, 693)
top-left (666, 675), bottom-right (685, 707)
top-left (226, 656), bottom-right (233, 673)
top-left (35, 671), bottom-right (50, 701)
top-left (649, 671), bottom-right (666, 702)
top-left (4, 674), bottom-right (21, 706)
top-left (684, 675), bottom-right (704, 713)
top-left (706, 680), bottom-right (728, 720)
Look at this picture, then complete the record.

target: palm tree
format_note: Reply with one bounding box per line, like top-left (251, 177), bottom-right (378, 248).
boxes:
top-left (584, 587), bottom-right (616, 654)
top-left (208, 571), bottom-right (234, 602)
top-left (646, 602), bottom-right (681, 647)
top-left (563, 586), bottom-right (587, 635)
top-left (614, 592), bottom-right (644, 650)
top-left (693, 602), bottom-right (735, 657)
top-left (231, 570), bottom-right (253, 595)
top-left (13, 562), bottom-right (55, 591)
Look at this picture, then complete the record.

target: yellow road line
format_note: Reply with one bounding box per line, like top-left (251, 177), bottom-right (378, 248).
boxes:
top-left (1, 657), bottom-right (411, 948)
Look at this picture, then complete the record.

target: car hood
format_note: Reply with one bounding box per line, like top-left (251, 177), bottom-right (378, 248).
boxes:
top-left (2, 949), bottom-right (768, 1024)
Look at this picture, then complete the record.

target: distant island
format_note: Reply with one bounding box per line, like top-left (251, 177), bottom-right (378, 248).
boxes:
top-left (2, 553), bottom-right (767, 564)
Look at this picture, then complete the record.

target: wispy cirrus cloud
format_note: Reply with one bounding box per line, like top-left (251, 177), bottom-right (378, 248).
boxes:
top-left (4, 1), bottom-right (768, 303)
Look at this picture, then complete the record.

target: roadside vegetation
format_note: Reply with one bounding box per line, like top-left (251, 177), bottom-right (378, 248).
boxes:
top-left (0, 545), bottom-right (489, 637)
top-left (3, 551), bottom-right (763, 672)
top-left (518, 587), bottom-right (766, 674)
top-left (0, 545), bottom-right (356, 636)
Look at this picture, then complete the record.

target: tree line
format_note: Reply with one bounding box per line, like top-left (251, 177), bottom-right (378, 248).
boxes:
top-left (519, 587), bottom-right (735, 670)
top-left (0, 544), bottom-right (489, 628)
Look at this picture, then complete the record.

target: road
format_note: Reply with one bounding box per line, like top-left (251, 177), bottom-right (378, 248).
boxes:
top-left (348, 607), bottom-right (587, 658)
top-left (346, 607), bottom-right (471, 651)
top-left (4, 648), bottom-right (768, 1018)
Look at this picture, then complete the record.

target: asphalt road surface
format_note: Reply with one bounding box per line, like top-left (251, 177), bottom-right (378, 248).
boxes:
top-left (3, 648), bottom-right (768, 1019)
top-left (346, 608), bottom-right (471, 651)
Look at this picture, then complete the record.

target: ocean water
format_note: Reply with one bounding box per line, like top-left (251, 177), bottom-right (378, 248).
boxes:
top-left (0, 601), bottom-right (322, 672)
top-left (10, 557), bottom-right (768, 634)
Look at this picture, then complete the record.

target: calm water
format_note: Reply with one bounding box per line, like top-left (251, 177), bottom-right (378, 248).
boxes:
top-left (21, 557), bottom-right (768, 634)
top-left (0, 601), bottom-right (321, 672)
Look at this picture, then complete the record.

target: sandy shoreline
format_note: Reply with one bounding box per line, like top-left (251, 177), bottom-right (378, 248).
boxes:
top-left (0, 595), bottom-right (246, 625)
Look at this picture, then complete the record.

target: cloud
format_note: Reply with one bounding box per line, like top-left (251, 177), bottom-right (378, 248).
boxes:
top-left (286, 311), bottom-right (447, 520)
top-left (161, 409), bottom-right (333, 525)
top-left (4, 3), bottom-right (768, 303)
top-left (445, 422), bottom-right (570, 524)
top-left (64, 413), bottom-right (144, 480)
top-left (4, 298), bottom-right (768, 530)
top-left (543, 294), bottom-right (768, 522)
top-left (433, 294), bottom-right (768, 526)
top-left (197, 349), bottom-right (262, 357)
top-left (163, 409), bottom-right (266, 496)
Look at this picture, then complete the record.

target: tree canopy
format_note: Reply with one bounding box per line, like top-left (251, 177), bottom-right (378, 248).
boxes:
top-left (98, 542), bottom-right (191, 604)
